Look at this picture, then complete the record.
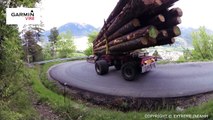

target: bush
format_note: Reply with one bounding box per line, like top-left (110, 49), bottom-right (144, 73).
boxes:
top-left (178, 27), bottom-right (213, 62)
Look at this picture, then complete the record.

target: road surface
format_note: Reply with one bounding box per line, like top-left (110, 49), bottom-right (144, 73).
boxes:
top-left (49, 61), bottom-right (213, 98)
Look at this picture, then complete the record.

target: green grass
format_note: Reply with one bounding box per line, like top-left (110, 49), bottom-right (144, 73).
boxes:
top-left (30, 61), bottom-right (213, 120)
top-left (0, 82), bottom-right (39, 120)
top-left (71, 52), bottom-right (86, 57)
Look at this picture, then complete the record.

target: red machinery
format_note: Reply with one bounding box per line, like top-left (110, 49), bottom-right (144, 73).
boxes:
top-left (94, 51), bottom-right (156, 81)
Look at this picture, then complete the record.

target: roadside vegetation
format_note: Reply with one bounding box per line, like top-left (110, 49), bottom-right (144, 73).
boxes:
top-left (84, 31), bottom-right (98, 56)
top-left (0, 0), bottom-right (40, 119)
top-left (155, 27), bottom-right (213, 64)
top-left (0, 0), bottom-right (83, 119)
top-left (177, 27), bottom-right (213, 62)
top-left (43, 28), bottom-right (85, 60)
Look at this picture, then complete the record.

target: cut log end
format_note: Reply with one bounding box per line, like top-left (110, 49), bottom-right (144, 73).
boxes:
top-left (171, 38), bottom-right (176, 43)
top-left (158, 14), bottom-right (166, 22)
top-left (132, 19), bottom-right (141, 27)
top-left (140, 37), bottom-right (149, 45)
top-left (173, 26), bottom-right (181, 36)
top-left (176, 17), bottom-right (182, 24)
top-left (161, 30), bottom-right (168, 37)
top-left (148, 26), bottom-right (159, 39)
top-left (143, 0), bottom-right (162, 6)
top-left (94, 0), bottom-right (181, 54)
top-left (149, 38), bottom-right (157, 44)
top-left (170, 7), bottom-right (183, 17)
top-left (154, 0), bottom-right (163, 6)
top-left (157, 30), bottom-right (168, 40)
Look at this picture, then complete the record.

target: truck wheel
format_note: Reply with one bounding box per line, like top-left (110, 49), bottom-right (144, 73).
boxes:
top-left (115, 64), bottom-right (121, 70)
top-left (95, 60), bottom-right (109, 75)
top-left (114, 60), bottom-right (121, 70)
top-left (121, 62), bottom-right (138, 81)
top-left (137, 66), bottom-right (142, 73)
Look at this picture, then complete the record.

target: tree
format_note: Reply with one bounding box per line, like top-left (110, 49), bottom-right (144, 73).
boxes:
top-left (22, 22), bottom-right (45, 42)
top-left (42, 43), bottom-right (52, 60)
top-left (152, 50), bottom-right (161, 58)
top-left (1, 0), bottom-right (40, 98)
top-left (1, 0), bottom-right (40, 8)
top-left (191, 27), bottom-right (213, 60)
top-left (84, 31), bottom-right (98, 56)
top-left (22, 30), bottom-right (43, 62)
top-left (56, 31), bottom-right (76, 58)
top-left (0, 1), bottom-right (40, 118)
top-left (178, 27), bottom-right (213, 62)
top-left (48, 27), bottom-right (59, 57)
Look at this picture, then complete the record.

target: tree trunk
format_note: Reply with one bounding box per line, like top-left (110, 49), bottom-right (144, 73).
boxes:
top-left (156, 37), bottom-right (175, 46)
top-left (94, 26), bottom-right (158, 52)
top-left (95, 19), bottom-right (141, 48)
top-left (166, 26), bottom-right (181, 38)
top-left (93, 0), bottom-right (182, 55)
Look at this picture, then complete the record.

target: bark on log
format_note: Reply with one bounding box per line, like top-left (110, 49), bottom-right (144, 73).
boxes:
top-left (166, 26), bottom-right (181, 38)
top-left (95, 18), bottom-right (141, 48)
top-left (94, 0), bottom-right (181, 54)
top-left (136, 14), bottom-right (166, 29)
top-left (94, 26), bottom-right (158, 51)
top-left (106, 0), bottom-right (130, 24)
top-left (95, 14), bottom-right (164, 48)
top-left (107, 0), bottom-right (162, 35)
top-left (109, 26), bottom-right (158, 46)
top-left (108, 18), bottom-right (141, 43)
top-left (167, 7), bottom-right (183, 17)
top-left (159, 0), bottom-right (179, 9)
top-left (110, 37), bottom-right (150, 52)
top-left (148, 14), bottom-right (165, 26)
top-left (94, 0), bottom-right (178, 45)
top-left (94, 0), bottom-right (130, 43)
top-left (157, 16), bottom-right (181, 29)
top-left (166, 17), bottom-right (181, 26)
top-left (95, 37), bottom-right (158, 55)
top-left (156, 37), bottom-right (175, 46)
top-left (137, 0), bottom-right (178, 23)
top-left (156, 30), bottom-right (168, 40)
top-left (95, 0), bottom-right (162, 45)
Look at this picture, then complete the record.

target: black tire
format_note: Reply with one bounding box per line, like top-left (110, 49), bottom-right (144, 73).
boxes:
top-left (137, 66), bottom-right (142, 73)
top-left (114, 60), bottom-right (121, 70)
top-left (95, 60), bottom-right (109, 75)
top-left (121, 62), bottom-right (139, 81)
top-left (115, 64), bottom-right (121, 70)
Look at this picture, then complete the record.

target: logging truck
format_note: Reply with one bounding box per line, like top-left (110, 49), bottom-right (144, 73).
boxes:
top-left (92, 0), bottom-right (182, 80)
top-left (94, 50), bottom-right (156, 81)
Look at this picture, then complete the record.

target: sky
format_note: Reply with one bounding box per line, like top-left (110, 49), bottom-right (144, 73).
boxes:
top-left (39, 0), bottom-right (117, 30)
top-left (39, 0), bottom-right (213, 30)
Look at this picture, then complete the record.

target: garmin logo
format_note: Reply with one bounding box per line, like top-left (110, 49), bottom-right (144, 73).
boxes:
top-left (6, 8), bottom-right (40, 25)
top-left (11, 10), bottom-right (35, 20)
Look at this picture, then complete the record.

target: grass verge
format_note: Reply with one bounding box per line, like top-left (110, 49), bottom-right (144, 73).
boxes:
top-left (0, 80), bottom-right (39, 120)
top-left (31, 61), bottom-right (213, 120)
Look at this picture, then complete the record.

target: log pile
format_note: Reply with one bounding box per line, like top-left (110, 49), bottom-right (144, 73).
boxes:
top-left (93, 0), bottom-right (182, 55)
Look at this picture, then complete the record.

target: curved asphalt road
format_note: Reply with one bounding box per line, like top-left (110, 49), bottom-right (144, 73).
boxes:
top-left (49, 61), bottom-right (213, 98)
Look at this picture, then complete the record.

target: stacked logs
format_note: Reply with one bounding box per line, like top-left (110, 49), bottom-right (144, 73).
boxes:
top-left (93, 0), bottom-right (182, 55)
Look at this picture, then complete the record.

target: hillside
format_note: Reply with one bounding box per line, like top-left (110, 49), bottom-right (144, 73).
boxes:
top-left (42, 22), bottom-right (213, 49)
top-left (42, 22), bottom-right (99, 40)
top-left (180, 27), bottom-right (213, 46)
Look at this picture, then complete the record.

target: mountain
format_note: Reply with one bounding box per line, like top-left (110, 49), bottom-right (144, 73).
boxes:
top-left (43, 22), bottom-right (99, 40)
top-left (179, 27), bottom-right (195, 46)
top-left (42, 22), bottom-right (213, 48)
top-left (180, 27), bottom-right (213, 47)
